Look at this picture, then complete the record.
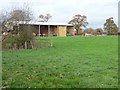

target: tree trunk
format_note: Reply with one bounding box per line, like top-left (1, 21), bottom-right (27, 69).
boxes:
top-left (77, 27), bottom-right (82, 35)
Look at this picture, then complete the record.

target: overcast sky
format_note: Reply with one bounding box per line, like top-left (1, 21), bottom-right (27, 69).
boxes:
top-left (0, 0), bottom-right (119, 29)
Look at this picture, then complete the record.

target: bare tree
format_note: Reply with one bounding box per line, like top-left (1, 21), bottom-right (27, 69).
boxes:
top-left (0, 4), bottom-right (33, 33)
top-left (1, 4), bottom-right (34, 50)
top-left (0, 11), bottom-right (10, 33)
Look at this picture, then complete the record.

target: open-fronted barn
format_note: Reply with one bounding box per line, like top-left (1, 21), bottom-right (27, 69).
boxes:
top-left (14, 22), bottom-right (74, 37)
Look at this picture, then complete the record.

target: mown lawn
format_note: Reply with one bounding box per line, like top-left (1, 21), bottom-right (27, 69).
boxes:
top-left (2, 36), bottom-right (118, 88)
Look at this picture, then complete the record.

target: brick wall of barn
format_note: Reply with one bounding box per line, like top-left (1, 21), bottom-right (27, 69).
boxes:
top-left (67, 26), bottom-right (74, 36)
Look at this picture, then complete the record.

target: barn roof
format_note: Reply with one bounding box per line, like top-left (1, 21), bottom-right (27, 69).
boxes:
top-left (18, 21), bottom-right (73, 26)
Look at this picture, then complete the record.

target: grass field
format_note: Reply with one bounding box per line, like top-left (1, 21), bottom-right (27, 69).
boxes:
top-left (2, 36), bottom-right (118, 88)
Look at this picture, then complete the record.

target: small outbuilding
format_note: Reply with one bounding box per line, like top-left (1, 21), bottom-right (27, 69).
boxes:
top-left (15, 22), bottom-right (74, 37)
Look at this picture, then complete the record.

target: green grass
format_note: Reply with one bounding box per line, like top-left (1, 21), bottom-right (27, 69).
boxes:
top-left (2, 36), bottom-right (118, 88)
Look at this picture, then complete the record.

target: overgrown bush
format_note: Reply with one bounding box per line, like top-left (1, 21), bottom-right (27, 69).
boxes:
top-left (2, 34), bottom-right (25, 50)
top-left (2, 34), bottom-right (53, 51)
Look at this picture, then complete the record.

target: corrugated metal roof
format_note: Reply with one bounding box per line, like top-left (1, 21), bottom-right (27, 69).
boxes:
top-left (19, 21), bottom-right (73, 26)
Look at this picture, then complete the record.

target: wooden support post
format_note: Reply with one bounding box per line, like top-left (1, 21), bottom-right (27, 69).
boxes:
top-left (48, 25), bottom-right (50, 36)
top-left (57, 26), bottom-right (59, 36)
top-left (39, 25), bottom-right (40, 36)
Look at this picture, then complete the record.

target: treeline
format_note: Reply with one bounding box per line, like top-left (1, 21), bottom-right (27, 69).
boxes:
top-left (69, 14), bottom-right (118, 35)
